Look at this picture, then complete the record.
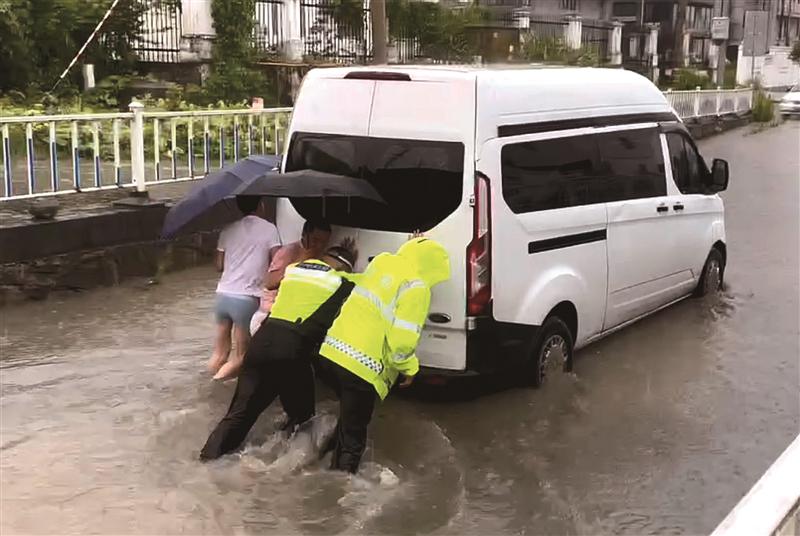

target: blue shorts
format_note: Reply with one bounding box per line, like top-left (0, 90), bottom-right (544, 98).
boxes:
top-left (214, 293), bottom-right (260, 328)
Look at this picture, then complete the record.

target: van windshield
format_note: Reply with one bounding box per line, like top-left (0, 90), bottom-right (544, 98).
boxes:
top-left (286, 132), bottom-right (465, 232)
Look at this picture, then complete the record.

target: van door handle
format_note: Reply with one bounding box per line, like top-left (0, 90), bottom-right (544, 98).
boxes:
top-left (656, 205), bottom-right (669, 213)
top-left (673, 204), bottom-right (685, 211)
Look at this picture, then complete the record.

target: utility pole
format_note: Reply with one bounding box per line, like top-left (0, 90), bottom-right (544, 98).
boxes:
top-left (371, 0), bottom-right (388, 64)
top-left (714, 0), bottom-right (731, 87)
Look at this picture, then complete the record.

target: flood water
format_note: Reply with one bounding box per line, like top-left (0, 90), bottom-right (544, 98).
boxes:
top-left (1, 122), bottom-right (799, 535)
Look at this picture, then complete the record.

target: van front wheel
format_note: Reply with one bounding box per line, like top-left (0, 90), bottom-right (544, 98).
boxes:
top-left (527, 316), bottom-right (574, 388)
top-left (694, 248), bottom-right (725, 297)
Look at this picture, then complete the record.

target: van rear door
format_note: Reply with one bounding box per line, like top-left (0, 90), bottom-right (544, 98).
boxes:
top-left (278, 71), bottom-right (476, 372)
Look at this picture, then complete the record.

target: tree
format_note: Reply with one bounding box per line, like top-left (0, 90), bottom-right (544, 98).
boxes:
top-left (0, 1), bottom-right (33, 91)
top-left (0, 0), bottom-right (152, 93)
top-left (204, 0), bottom-right (270, 103)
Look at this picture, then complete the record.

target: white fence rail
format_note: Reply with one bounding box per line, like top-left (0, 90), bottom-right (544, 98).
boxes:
top-left (0, 102), bottom-right (292, 200)
top-left (711, 434), bottom-right (800, 536)
top-left (664, 88), bottom-right (754, 120)
top-left (1, 88), bottom-right (753, 201)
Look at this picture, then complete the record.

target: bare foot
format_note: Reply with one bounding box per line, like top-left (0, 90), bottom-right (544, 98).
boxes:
top-left (213, 358), bottom-right (242, 381)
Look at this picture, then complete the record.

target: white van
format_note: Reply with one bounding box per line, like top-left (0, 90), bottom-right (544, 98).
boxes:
top-left (276, 66), bottom-right (730, 385)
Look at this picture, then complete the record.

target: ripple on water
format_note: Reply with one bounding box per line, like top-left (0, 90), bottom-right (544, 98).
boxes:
top-left (141, 400), bottom-right (467, 535)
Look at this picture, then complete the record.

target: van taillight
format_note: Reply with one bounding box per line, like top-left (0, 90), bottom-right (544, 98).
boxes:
top-left (467, 172), bottom-right (491, 316)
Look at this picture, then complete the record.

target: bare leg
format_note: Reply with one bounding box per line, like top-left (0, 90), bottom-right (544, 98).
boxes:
top-left (213, 324), bottom-right (250, 380)
top-left (208, 321), bottom-right (232, 374)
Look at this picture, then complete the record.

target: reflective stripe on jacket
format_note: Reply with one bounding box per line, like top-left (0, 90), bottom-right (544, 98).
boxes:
top-left (270, 260), bottom-right (346, 324)
top-left (319, 238), bottom-right (450, 400)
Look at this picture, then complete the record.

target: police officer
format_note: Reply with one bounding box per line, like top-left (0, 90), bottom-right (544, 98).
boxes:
top-left (318, 237), bottom-right (450, 473)
top-left (200, 245), bottom-right (358, 461)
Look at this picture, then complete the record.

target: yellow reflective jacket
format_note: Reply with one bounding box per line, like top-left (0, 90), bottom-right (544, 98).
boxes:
top-left (319, 238), bottom-right (451, 399)
top-left (270, 259), bottom-right (349, 323)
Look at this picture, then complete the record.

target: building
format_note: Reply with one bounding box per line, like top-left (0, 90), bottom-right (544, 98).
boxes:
top-left (726, 0), bottom-right (800, 47)
top-left (474, 0), bottom-right (717, 68)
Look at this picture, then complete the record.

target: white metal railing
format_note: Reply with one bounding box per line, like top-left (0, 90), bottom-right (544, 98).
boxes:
top-left (664, 87), bottom-right (754, 120)
top-left (711, 434), bottom-right (800, 536)
top-left (1, 88), bottom-right (754, 201)
top-left (0, 102), bottom-right (292, 200)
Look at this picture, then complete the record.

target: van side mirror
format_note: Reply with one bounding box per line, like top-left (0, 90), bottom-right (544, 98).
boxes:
top-left (709, 159), bottom-right (729, 192)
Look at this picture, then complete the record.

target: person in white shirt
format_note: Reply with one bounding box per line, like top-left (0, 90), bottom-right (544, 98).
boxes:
top-left (209, 196), bottom-right (281, 381)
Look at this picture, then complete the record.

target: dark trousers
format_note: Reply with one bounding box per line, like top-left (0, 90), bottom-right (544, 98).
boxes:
top-left (200, 323), bottom-right (315, 460)
top-left (319, 360), bottom-right (377, 474)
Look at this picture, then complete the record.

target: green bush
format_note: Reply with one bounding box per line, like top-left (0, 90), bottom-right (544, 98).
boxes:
top-left (388, 2), bottom-right (489, 62)
top-left (790, 41), bottom-right (800, 64)
top-left (751, 90), bottom-right (774, 123)
top-left (204, 0), bottom-right (271, 104)
top-left (670, 68), bottom-right (713, 90)
top-left (521, 37), bottom-right (601, 66)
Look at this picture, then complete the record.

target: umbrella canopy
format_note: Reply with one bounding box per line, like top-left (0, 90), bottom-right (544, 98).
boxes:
top-left (161, 154), bottom-right (281, 238)
top-left (233, 169), bottom-right (385, 204)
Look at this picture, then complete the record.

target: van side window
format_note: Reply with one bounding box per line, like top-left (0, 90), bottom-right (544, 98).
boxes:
top-left (501, 135), bottom-right (600, 213)
top-left (595, 128), bottom-right (667, 201)
top-left (666, 133), bottom-right (706, 194)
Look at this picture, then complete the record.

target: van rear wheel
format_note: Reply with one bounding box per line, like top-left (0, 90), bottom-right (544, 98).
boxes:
top-left (527, 316), bottom-right (574, 388)
top-left (694, 248), bottom-right (725, 297)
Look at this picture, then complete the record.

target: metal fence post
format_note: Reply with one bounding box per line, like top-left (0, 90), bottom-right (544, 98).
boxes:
top-left (694, 86), bottom-right (701, 118)
top-left (129, 100), bottom-right (146, 193)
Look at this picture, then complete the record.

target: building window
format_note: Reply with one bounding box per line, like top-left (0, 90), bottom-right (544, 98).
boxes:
top-left (561, 0), bottom-right (578, 11)
top-left (612, 2), bottom-right (638, 18)
top-left (500, 128), bottom-right (666, 214)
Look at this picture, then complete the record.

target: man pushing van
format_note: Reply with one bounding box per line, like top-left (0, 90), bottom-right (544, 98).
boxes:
top-left (318, 237), bottom-right (450, 473)
top-left (199, 244), bottom-right (358, 460)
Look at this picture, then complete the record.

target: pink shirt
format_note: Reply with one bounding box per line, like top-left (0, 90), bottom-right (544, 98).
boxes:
top-left (259, 241), bottom-right (305, 312)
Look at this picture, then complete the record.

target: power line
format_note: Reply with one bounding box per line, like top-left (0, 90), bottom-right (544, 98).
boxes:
top-left (51, 0), bottom-right (124, 92)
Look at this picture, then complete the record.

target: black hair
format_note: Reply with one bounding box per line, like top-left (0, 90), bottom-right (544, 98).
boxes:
top-left (236, 195), bottom-right (261, 215)
top-left (302, 219), bottom-right (332, 236)
top-left (325, 246), bottom-right (356, 272)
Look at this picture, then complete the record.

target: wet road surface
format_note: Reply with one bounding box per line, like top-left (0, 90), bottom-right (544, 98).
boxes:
top-left (2, 122), bottom-right (799, 535)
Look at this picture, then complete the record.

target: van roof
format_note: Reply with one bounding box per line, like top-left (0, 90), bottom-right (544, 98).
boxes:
top-left (303, 66), bottom-right (675, 147)
top-left (307, 64), bottom-right (667, 106)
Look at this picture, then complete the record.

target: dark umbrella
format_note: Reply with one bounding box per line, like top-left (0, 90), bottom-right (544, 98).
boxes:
top-left (233, 169), bottom-right (385, 204)
top-left (161, 154), bottom-right (281, 238)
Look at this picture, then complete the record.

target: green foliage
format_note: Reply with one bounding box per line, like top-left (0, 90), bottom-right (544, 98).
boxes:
top-left (388, 2), bottom-right (489, 62)
top-left (205, 0), bottom-right (270, 104)
top-left (521, 37), bottom-right (601, 66)
top-left (330, 0), bottom-right (365, 30)
top-left (790, 41), bottom-right (800, 64)
top-left (670, 68), bottom-right (713, 90)
top-left (751, 90), bottom-right (774, 123)
top-left (0, 0), bottom-right (163, 93)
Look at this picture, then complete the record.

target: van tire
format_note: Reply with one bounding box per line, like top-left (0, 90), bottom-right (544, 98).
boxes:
top-left (694, 248), bottom-right (725, 297)
top-left (527, 316), bottom-right (574, 388)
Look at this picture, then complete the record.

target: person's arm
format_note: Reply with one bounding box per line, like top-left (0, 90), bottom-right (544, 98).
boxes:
top-left (386, 279), bottom-right (430, 378)
top-left (264, 245), bottom-right (294, 290)
top-left (215, 228), bottom-right (227, 273)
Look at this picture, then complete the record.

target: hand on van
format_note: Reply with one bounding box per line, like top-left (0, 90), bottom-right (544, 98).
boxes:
top-left (338, 236), bottom-right (358, 265)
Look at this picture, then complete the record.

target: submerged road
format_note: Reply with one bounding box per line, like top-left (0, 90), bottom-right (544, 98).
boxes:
top-left (1, 122), bottom-right (799, 535)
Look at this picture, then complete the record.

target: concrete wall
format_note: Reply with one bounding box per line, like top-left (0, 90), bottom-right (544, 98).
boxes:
top-left (726, 0), bottom-right (800, 46)
top-left (182, 0), bottom-right (215, 36)
top-left (737, 45), bottom-right (800, 86)
top-left (528, 0), bottom-right (605, 20)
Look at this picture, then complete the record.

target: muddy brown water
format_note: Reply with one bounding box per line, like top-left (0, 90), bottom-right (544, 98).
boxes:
top-left (1, 122), bottom-right (798, 535)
